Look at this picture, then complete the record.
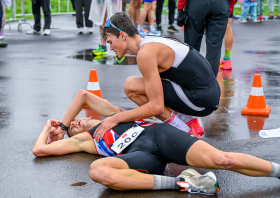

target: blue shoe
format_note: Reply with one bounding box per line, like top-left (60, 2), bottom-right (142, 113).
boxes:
top-left (138, 29), bottom-right (147, 38)
top-left (149, 30), bottom-right (161, 36)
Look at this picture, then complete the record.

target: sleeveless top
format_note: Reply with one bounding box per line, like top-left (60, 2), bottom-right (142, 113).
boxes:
top-left (139, 36), bottom-right (189, 68)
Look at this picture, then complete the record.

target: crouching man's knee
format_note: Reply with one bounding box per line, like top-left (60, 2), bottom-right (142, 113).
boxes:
top-left (124, 76), bottom-right (142, 97)
top-left (210, 152), bottom-right (238, 170)
top-left (89, 159), bottom-right (115, 187)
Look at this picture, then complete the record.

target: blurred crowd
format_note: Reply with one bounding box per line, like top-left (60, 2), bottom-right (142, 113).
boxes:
top-left (0, 0), bottom-right (279, 52)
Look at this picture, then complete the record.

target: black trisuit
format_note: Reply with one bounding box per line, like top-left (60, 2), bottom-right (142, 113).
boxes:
top-left (139, 36), bottom-right (220, 117)
top-left (87, 119), bottom-right (199, 175)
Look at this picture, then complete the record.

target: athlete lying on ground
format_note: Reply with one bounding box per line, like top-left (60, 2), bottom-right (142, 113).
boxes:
top-left (33, 90), bottom-right (280, 195)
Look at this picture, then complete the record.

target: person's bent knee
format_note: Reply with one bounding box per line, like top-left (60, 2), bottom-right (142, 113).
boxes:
top-left (210, 152), bottom-right (237, 169)
top-left (89, 160), bottom-right (116, 187)
top-left (124, 76), bottom-right (139, 94)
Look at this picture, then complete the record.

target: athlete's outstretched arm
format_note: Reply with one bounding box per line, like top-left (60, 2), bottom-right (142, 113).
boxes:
top-left (48, 89), bottom-right (121, 143)
top-left (33, 120), bottom-right (96, 157)
top-left (186, 140), bottom-right (272, 177)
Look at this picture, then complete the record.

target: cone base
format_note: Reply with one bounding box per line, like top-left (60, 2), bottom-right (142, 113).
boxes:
top-left (241, 105), bottom-right (271, 115)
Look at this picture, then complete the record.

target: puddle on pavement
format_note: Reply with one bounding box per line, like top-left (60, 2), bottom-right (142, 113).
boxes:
top-left (244, 50), bottom-right (280, 55)
top-left (70, 49), bottom-right (137, 65)
top-left (71, 182), bottom-right (87, 186)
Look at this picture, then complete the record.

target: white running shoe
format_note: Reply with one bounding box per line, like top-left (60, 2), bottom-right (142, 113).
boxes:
top-left (78, 28), bottom-right (83, 34)
top-left (26, 29), bottom-right (41, 35)
top-left (44, 29), bottom-right (51, 36)
top-left (239, 19), bottom-right (247, 23)
top-left (88, 27), bottom-right (93, 34)
top-left (177, 168), bottom-right (220, 195)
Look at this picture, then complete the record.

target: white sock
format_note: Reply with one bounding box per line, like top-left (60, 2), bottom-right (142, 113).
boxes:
top-left (163, 111), bottom-right (190, 133)
top-left (176, 112), bottom-right (194, 123)
top-left (150, 25), bottom-right (155, 31)
top-left (268, 162), bottom-right (280, 178)
top-left (138, 25), bottom-right (142, 30)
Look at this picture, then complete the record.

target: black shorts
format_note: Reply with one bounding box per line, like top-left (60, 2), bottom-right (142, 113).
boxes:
top-left (160, 48), bottom-right (220, 116)
top-left (115, 123), bottom-right (199, 175)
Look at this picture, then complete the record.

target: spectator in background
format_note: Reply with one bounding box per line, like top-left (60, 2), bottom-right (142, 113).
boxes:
top-left (0, 0), bottom-right (9, 47)
top-left (75, 0), bottom-right (93, 34)
top-left (128, 0), bottom-right (142, 27)
top-left (122, 0), bottom-right (130, 12)
top-left (268, 0), bottom-right (280, 19)
top-left (26, 0), bottom-right (52, 35)
top-left (89, 0), bottom-right (122, 56)
top-left (257, 0), bottom-right (264, 21)
top-left (1, 0), bottom-right (11, 38)
top-left (220, 0), bottom-right (237, 70)
top-left (239, 0), bottom-right (258, 23)
top-left (177, 0), bottom-right (234, 77)
top-left (137, 0), bottom-right (161, 37)
top-left (156, 0), bottom-right (179, 33)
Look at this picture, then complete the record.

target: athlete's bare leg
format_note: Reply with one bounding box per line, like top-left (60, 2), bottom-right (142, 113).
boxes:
top-left (100, 11), bottom-right (108, 46)
top-left (148, 1), bottom-right (157, 26)
top-left (224, 18), bottom-right (233, 51)
top-left (89, 140), bottom-right (273, 191)
top-left (139, 2), bottom-right (152, 26)
top-left (89, 157), bottom-right (154, 190)
top-left (124, 76), bottom-right (172, 120)
top-left (186, 140), bottom-right (271, 177)
top-left (129, 0), bottom-right (142, 24)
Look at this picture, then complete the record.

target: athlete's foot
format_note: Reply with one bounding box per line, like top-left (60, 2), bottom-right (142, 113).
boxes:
top-left (220, 59), bottom-right (232, 70)
top-left (186, 118), bottom-right (204, 138)
top-left (177, 169), bottom-right (220, 195)
top-left (188, 127), bottom-right (201, 139)
top-left (92, 45), bottom-right (107, 56)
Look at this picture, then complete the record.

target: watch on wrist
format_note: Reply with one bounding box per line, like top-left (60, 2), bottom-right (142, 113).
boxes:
top-left (59, 123), bottom-right (69, 132)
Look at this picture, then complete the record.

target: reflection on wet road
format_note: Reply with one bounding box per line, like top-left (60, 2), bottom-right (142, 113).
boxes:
top-left (70, 49), bottom-right (137, 65)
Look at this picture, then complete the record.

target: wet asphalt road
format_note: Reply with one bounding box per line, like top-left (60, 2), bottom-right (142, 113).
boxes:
top-left (1, 15), bottom-right (280, 198)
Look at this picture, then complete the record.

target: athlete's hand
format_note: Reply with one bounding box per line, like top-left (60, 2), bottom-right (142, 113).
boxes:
top-left (47, 124), bottom-right (65, 144)
top-left (94, 116), bottom-right (119, 142)
top-left (117, 107), bottom-right (126, 113)
top-left (44, 120), bottom-right (61, 133)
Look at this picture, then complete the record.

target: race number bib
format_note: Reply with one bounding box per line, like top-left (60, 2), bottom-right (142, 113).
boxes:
top-left (110, 125), bottom-right (144, 154)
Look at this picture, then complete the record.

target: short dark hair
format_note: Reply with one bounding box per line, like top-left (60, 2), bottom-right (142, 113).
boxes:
top-left (102, 12), bottom-right (139, 41)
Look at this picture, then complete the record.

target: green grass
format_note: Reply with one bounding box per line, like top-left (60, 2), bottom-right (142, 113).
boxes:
top-left (4, 0), bottom-right (279, 22)
top-left (233, 1), bottom-right (279, 16)
top-left (5, 0), bottom-right (75, 21)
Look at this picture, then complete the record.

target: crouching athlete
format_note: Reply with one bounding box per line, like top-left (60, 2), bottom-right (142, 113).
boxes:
top-left (33, 90), bottom-right (280, 195)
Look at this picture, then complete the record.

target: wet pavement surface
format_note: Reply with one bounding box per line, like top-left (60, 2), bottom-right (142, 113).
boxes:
top-left (1, 15), bottom-right (280, 197)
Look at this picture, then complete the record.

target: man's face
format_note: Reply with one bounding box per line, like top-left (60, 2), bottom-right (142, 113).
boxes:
top-left (106, 33), bottom-right (126, 58)
top-left (68, 117), bottom-right (100, 137)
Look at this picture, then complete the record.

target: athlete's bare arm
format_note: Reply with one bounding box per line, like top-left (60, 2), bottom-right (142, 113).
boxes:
top-left (93, 44), bottom-right (167, 141)
top-left (33, 119), bottom-right (97, 157)
top-left (48, 90), bottom-right (122, 143)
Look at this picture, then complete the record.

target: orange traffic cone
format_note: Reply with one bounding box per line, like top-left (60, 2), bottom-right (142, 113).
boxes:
top-left (241, 74), bottom-right (271, 115)
top-left (86, 69), bottom-right (102, 98)
top-left (85, 69), bottom-right (102, 109)
top-left (83, 108), bottom-right (102, 120)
